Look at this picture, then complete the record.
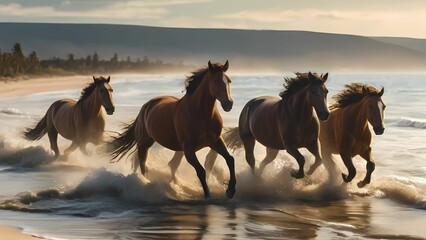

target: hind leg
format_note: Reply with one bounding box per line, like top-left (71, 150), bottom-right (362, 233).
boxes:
top-left (137, 138), bottom-right (155, 176)
top-left (204, 149), bottom-right (218, 180)
top-left (241, 134), bottom-right (256, 174)
top-left (357, 147), bottom-right (375, 188)
top-left (258, 148), bottom-right (279, 176)
top-left (306, 140), bottom-right (323, 175)
top-left (47, 130), bottom-right (60, 159)
top-left (168, 151), bottom-right (184, 182)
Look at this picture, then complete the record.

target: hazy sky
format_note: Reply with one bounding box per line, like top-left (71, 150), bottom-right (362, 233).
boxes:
top-left (0, 0), bottom-right (425, 38)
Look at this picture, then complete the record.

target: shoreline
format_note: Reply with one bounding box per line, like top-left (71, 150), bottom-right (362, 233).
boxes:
top-left (0, 225), bottom-right (44, 239)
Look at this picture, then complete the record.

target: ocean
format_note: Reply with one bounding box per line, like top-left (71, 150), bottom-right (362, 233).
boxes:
top-left (0, 73), bottom-right (425, 239)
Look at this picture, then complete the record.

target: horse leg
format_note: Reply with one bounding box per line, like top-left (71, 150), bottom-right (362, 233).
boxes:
top-left (357, 147), bottom-right (375, 188)
top-left (47, 129), bottom-right (60, 159)
top-left (210, 137), bottom-right (236, 199)
top-left (340, 151), bottom-right (356, 183)
top-left (286, 145), bottom-right (305, 179)
top-left (204, 149), bottom-right (218, 180)
top-left (183, 146), bottom-right (210, 198)
top-left (137, 138), bottom-right (154, 176)
top-left (64, 142), bottom-right (78, 156)
top-left (79, 143), bottom-right (91, 156)
top-left (168, 151), bottom-right (184, 183)
top-left (241, 134), bottom-right (256, 174)
top-left (258, 148), bottom-right (279, 176)
top-left (306, 140), bottom-right (323, 175)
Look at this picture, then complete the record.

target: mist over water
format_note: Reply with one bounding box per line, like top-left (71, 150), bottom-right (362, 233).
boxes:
top-left (0, 73), bottom-right (425, 239)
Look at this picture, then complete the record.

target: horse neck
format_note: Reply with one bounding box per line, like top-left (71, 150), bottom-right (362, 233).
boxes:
top-left (281, 86), bottom-right (313, 122)
top-left (184, 75), bottom-right (217, 117)
top-left (352, 99), bottom-right (369, 131)
top-left (78, 89), bottom-right (102, 118)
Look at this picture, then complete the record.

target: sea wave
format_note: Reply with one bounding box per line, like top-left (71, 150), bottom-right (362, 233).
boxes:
top-left (386, 118), bottom-right (426, 129)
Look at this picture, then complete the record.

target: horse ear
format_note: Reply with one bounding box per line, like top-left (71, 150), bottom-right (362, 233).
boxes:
top-left (107, 76), bottom-right (111, 83)
top-left (379, 87), bottom-right (384, 96)
top-left (308, 71), bottom-right (313, 79)
top-left (208, 61), bottom-right (214, 73)
top-left (323, 73), bottom-right (329, 82)
top-left (93, 76), bottom-right (97, 82)
top-left (362, 86), bottom-right (369, 96)
top-left (222, 60), bottom-right (229, 72)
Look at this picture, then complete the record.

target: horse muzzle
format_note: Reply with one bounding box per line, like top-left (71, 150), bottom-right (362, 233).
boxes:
top-left (317, 111), bottom-right (330, 121)
top-left (373, 126), bottom-right (385, 135)
top-left (221, 100), bottom-right (233, 112)
top-left (105, 107), bottom-right (115, 115)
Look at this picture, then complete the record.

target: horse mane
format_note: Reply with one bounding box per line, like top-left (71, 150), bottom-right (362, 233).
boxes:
top-left (279, 72), bottom-right (324, 98)
top-left (184, 63), bottom-right (223, 94)
top-left (330, 83), bottom-right (382, 110)
top-left (78, 77), bottom-right (108, 102)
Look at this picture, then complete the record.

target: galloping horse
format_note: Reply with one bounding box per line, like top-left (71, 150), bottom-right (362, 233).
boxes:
top-left (320, 83), bottom-right (385, 188)
top-left (109, 61), bottom-right (236, 199)
top-left (188, 72), bottom-right (330, 179)
top-left (24, 76), bottom-right (115, 159)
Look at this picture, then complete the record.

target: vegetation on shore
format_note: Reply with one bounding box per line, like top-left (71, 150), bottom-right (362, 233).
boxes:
top-left (0, 43), bottom-right (193, 80)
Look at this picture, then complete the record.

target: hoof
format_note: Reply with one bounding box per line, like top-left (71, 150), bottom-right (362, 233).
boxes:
top-left (342, 173), bottom-right (354, 183)
top-left (357, 181), bottom-right (368, 188)
top-left (291, 169), bottom-right (304, 179)
top-left (226, 188), bottom-right (236, 199)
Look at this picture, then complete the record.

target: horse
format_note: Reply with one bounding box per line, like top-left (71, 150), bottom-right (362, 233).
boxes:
top-left (320, 83), bottom-right (385, 188)
top-left (175, 72), bottom-right (330, 180)
top-left (109, 61), bottom-right (236, 199)
top-left (23, 76), bottom-right (115, 159)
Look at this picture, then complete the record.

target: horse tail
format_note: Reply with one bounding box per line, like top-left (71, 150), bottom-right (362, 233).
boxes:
top-left (223, 127), bottom-right (243, 151)
top-left (109, 119), bottom-right (137, 162)
top-left (23, 114), bottom-right (48, 141)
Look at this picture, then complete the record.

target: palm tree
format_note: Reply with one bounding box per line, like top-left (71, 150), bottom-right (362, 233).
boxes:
top-left (12, 43), bottom-right (25, 75)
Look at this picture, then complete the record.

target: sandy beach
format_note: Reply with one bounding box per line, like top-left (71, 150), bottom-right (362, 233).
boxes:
top-left (0, 226), bottom-right (43, 240)
top-left (0, 75), bottom-right (93, 98)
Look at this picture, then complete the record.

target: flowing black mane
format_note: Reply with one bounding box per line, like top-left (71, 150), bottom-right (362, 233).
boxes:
top-left (279, 72), bottom-right (324, 98)
top-left (78, 77), bottom-right (109, 102)
top-left (330, 83), bottom-right (381, 109)
top-left (184, 63), bottom-right (223, 94)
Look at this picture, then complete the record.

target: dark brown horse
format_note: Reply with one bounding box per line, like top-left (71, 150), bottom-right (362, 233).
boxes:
top-left (320, 83), bottom-right (385, 188)
top-left (109, 61), bottom-right (236, 199)
top-left (23, 76), bottom-right (115, 158)
top-left (189, 72), bottom-right (330, 179)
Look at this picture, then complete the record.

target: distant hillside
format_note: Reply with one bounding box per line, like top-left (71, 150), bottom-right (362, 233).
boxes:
top-left (1, 23), bottom-right (426, 71)
top-left (373, 37), bottom-right (426, 55)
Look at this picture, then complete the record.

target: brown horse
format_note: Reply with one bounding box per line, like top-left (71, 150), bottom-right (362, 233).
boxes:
top-left (24, 76), bottom-right (115, 158)
top-left (320, 83), bottom-right (385, 188)
top-left (191, 72), bottom-right (330, 180)
top-left (109, 61), bottom-right (236, 199)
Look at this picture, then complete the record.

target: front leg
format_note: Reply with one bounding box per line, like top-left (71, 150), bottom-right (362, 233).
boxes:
top-left (210, 137), bottom-right (236, 199)
top-left (286, 144), bottom-right (305, 179)
top-left (183, 145), bottom-right (210, 198)
top-left (357, 147), bottom-right (375, 188)
top-left (79, 143), bottom-right (92, 156)
top-left (340, 151), bottom-right (356, 183)
top-left (306, 140), bottom-right (323, 175)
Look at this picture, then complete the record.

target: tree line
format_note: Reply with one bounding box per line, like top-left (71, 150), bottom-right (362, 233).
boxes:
top-left (0, 43), bottom-right (191, 78)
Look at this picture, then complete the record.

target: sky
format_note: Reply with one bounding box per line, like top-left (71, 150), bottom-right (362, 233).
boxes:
top-left (0, 0), bottom-right (425, 38)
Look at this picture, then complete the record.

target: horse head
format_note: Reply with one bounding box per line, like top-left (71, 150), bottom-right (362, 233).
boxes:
top-left (207, 60), bottom-right (233, 112)
top-left (94, 76), bottom-right (115, 115)
top-left (363, 86), bottom-right (386, 135)
top-left (308, 72), bottom-right (330, 121)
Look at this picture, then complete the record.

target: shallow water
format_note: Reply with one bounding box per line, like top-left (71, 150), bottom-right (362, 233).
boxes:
top-left (0, 73), bottom-right (425, 239)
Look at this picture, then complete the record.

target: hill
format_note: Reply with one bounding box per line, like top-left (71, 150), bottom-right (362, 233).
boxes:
top-left (1, 23), bottom-right (426, 71)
